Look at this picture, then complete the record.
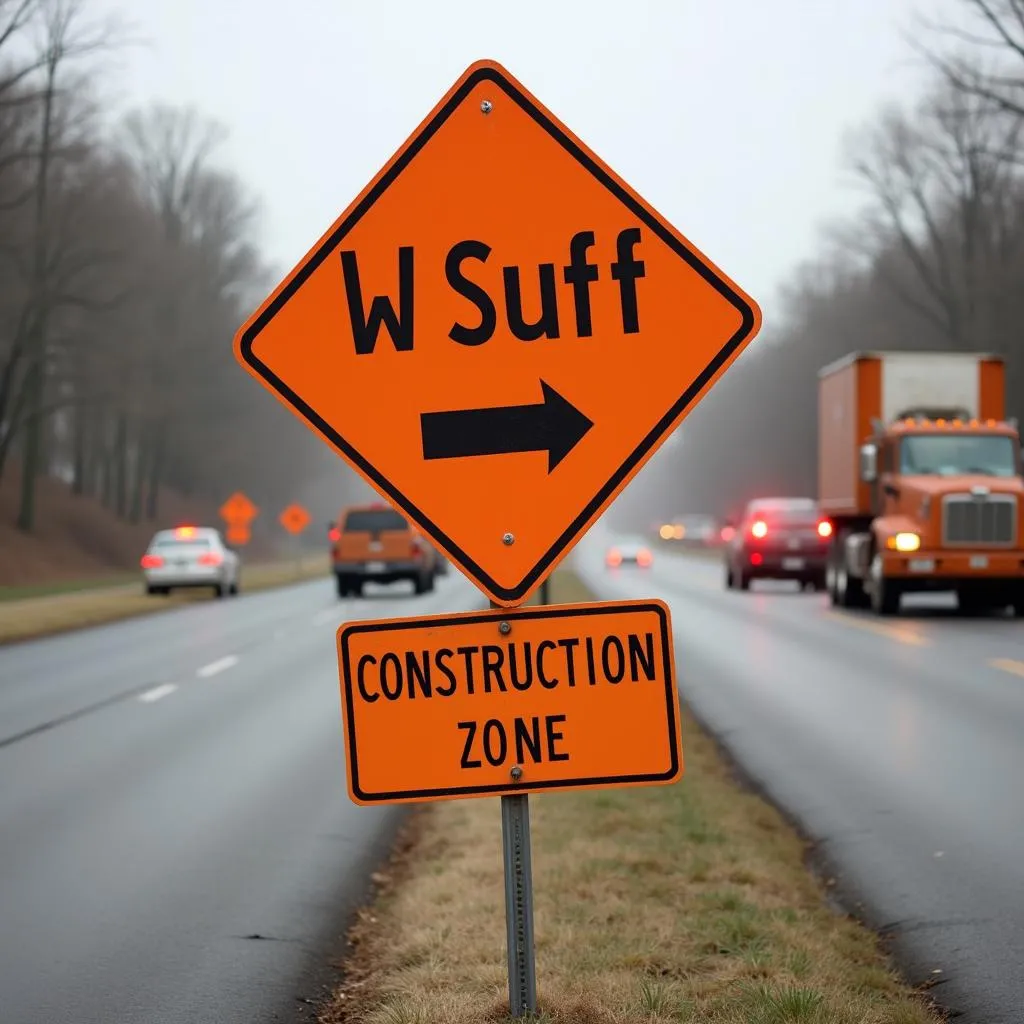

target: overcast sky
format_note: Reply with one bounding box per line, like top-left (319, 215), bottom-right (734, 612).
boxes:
top-left (92, 0), bottom-right (956, 322)
top-left (87, 0), bottom-right (966, 524)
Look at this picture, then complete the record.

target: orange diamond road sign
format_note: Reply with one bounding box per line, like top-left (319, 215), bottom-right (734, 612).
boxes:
top-left (336, 600), bottom-right (680, 804)
top-left (220, 491), bottom-right (258, 526)
top-left (235, 59), bottom-right (761, 606)
top-left (225, 522), bottom-right (251, 546)
top-left (279, 503), bottom-right (312, 535)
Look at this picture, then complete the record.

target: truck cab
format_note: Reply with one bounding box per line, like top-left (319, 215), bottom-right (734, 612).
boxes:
top-left (819, 352), bottom-right (1024, 616)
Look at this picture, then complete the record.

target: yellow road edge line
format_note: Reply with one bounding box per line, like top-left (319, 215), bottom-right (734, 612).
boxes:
top-left (988, 657), bottom-right (1024, 678)
top-left (822, 610), bottom-right (931, 647)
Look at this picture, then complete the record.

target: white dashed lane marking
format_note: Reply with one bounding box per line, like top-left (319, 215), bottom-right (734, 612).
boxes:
top-left (138, 684), bottom-right (177, 704)
top-left (196, 655), bottom-right (239, 679)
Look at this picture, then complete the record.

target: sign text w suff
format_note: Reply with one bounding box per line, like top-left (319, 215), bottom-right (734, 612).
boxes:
top-left (341, 228), bottom-right (647, 355)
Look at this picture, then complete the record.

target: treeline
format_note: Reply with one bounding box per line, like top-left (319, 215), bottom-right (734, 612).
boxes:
top-left (677, 0), bottom-right (1024, 518)
top-left (0, 0), bottom-right (322, 533)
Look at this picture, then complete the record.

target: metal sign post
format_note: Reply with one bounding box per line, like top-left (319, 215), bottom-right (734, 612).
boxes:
top-left (493, 598), bottom-right (537, 1016)
top-left (501, 791), bottom-right (537, 1016)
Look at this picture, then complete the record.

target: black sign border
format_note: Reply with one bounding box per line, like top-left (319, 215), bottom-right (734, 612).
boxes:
top-left (338, 600), bottom-right (679, 803)
top-left (238, 64), bottom-right (757, 604)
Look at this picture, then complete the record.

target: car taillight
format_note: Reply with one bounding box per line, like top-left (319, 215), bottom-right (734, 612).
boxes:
top-left (636, 549), bottom-right (652, 567)
top-left (750, 552), bottom-right (763, 566)
top-left (328, 528), bottom-right (341, 543)
top-left (198, 552), bottom-right (223, 566)
top-left (817, 520), bottom-right (833, 539)
top-left (720, 526), bottom-right (735, 543)
top-left (606, 548), bottom-right (622, 567)
top-left (141, 554), bottom-right (163, 569)
top-left (750, 520), bottom-right (768, 539)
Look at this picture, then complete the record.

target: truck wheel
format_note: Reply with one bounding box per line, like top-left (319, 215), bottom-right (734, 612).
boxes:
top-left (826, 562), bottom-right (839, 605)
top-left (958, 589), bottom-right (990, 617)
top-left (737, 570), bottom-right (751, 591)
top-left (869, 554), bottom-right (900, 616)
top-left (835, 565), bottom-right (868, 609)
top-left (725, 563), bottom-right (734, 589)
top-left (335, 574), bottom-right (349, 599)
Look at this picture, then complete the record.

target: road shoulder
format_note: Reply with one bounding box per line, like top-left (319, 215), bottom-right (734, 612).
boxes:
top-left (317, 572), bottom-right (944, 1024)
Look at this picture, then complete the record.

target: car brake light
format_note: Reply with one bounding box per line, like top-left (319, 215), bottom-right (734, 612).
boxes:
top-left (140, 554), bottom-right (163, 569)
top-left (174, 525), bottom-right (197, 539)
top-left (198, 552), bottom-right (223, 566)
top-left (328, 527), bottom-right (341, 543)
top-left (750, 552), bottom-right (763, 566)
top-left (817, 520), bottom-right (833, 539)
top-left (606, 548), bottom-right (622, 567)
top-left (636, 549), bottom-right (652, 567)
top-left (720, 526), bottom-right (735, 542)
top-left (751, 520), bottom-right (768, 539)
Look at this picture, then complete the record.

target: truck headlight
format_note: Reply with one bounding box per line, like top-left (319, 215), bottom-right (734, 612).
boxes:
top-left (888, 532), bottom-right (921, 552)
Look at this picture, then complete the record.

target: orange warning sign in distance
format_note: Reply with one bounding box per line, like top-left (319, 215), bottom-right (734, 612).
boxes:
top-left (279, 503), bottom-right (312, 535)
top-left (220, 491), bottom-right (258, 526)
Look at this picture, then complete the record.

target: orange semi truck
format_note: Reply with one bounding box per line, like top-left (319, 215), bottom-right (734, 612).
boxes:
top-left (818, 351), bottom-right (1024, 616)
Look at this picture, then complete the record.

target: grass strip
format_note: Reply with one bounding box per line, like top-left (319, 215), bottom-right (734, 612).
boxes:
top-left (321, 570), bottom-right (942, 1024)
top-left (0, 555), bottom-right (331, 645)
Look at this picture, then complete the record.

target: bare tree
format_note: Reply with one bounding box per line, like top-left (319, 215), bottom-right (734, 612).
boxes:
top-left (922, 0), bottom-right (1024, 119)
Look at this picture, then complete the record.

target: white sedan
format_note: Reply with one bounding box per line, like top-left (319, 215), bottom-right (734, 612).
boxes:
top-left (141, 526), bottom-right (240, 598)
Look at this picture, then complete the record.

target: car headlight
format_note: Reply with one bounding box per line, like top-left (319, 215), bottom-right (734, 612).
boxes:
top-left (887, 532), bottom-right (921, 552)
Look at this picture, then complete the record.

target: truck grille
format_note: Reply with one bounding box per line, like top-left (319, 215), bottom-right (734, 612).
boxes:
top-left (942, 494), bottom-right (1016, 546)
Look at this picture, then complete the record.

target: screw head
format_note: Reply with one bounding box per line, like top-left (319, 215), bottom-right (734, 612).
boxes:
top-left (502, 532), bottom-right (514, 546)
top-left (510, 765), bottom-right (523, 781)
top-left (480, 99), bottom-right (493, 114)
top-left (498, 621), bottom-right (511, 636)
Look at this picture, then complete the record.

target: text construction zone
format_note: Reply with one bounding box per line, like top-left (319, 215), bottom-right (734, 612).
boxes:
top-left (336, 600), bottom-right (682, 804)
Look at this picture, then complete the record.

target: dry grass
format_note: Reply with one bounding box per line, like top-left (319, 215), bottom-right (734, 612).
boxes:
top-left (321, 572), bottom-right (942, 1024)
top-left (0, 555), bottom-right (330, 644)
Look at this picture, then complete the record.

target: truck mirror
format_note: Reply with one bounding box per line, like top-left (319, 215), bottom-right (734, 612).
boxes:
top-left (859, 443), bottom-right (878, 483)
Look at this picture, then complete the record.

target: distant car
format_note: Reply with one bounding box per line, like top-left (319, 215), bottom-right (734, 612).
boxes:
top-left (659, 515), bottom-right (719, 546)
top-left (679, 514), bottom-right (719, 546)
top-left (141, 526), bottom-right (240, 598)
top-left (606, 540), bottom-right (653, 568)
top-left (724, 497), bottom-right (831, 591)
top-left (329, 503), bottom-right (437, 598)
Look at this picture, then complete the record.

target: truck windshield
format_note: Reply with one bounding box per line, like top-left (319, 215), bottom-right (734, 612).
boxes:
top-left (900, 434), bottom-right (1017, 477)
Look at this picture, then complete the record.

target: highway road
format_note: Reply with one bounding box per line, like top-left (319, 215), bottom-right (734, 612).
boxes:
top-left (577, 527), bottom-right (1024, 1024)
top-left (0, 572), bottom-right (481, 1024)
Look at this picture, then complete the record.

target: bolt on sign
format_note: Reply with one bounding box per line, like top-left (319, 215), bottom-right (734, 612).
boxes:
top-left (220, 491), bottom-right (258, 527)
top-left (336, 601), bottom-right (680, 804)
top-left (279, 503), bottom-right (312, 535)
top-left (234, 59), bottom-right (761, 607)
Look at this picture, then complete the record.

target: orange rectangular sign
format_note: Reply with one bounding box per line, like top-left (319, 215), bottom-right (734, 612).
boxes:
top-left (336, 600), bottom-right (681, 804)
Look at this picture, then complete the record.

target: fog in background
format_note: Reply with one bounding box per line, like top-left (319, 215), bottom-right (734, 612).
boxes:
top-left (14, 0), bottom-right (1024, 543)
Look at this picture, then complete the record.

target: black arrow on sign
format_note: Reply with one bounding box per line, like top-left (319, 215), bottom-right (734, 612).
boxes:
top-left (420, 381), bottom-right (594, 473)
